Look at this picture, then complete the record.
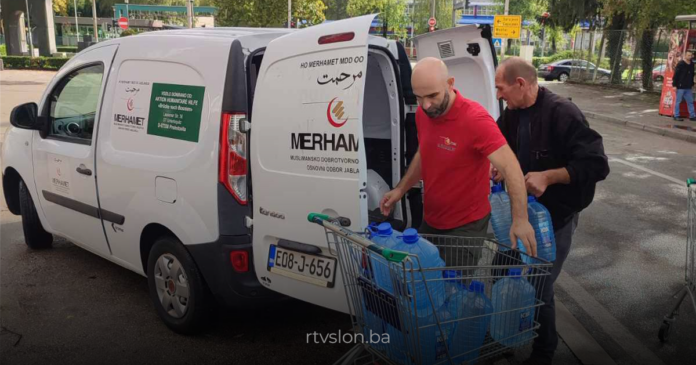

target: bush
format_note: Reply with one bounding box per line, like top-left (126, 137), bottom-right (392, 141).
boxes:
top-left (1, 56), bottom-right (71, 70)
top-left (0, 44), bottom-right (6, 56)
top-left (120, 29), bottom-right (138, 37)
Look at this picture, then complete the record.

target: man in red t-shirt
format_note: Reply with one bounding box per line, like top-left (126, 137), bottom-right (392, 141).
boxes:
top-left (380, 57), bottom-right (535, 255)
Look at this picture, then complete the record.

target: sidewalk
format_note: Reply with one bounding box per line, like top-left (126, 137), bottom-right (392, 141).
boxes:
top-left (544, 82), bottom-right (696, 144)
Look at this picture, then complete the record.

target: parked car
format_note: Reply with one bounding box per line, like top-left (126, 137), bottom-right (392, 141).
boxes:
top-left (635, 64), bottom-right (666, 82)
top-left (2, 16), bottom-right (500, 334)
top-left (538, 59), bottom-right (611, 82)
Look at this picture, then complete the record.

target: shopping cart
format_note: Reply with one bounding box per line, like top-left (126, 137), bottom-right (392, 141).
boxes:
top-left (658, 178), bottom-right (696, 343)
top-left (308, 213), bottom-right (553, 365)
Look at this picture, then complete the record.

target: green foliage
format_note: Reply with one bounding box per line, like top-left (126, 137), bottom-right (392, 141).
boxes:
top-left (347, 0), bottom-right (408, 38)
top-left (56, 46), bottom-right (78, 53)
top-left (0, 45), bottom-right (6, 57)
top-left (411, 0), bottom-right (453, 35)
top-left (1, 56), bottom-right (71, 70)
top-left (120, 29), bottom-right (139, 37)
top-left (324, 0), bottom-right (350, 20)
top-left (214, 0), bottom-right (326, 28)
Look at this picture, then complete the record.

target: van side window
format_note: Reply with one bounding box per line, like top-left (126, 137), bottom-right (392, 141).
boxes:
top-left (47, 64), bottom-right (104, 143)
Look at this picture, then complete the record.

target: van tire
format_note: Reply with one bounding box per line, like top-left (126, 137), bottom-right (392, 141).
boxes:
top-left (147, 236), bottom-right (214, 335)
top-left (18, 180), bottom-right (53, 249)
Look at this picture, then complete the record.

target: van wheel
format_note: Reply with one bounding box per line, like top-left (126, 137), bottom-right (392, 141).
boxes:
top-left (147, 236), bottom-right (214, 334)
top-left (18, 180), bottom-right (53, 249)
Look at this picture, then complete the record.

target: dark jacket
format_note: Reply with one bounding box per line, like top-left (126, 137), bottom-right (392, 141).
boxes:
top-left (497, 87), bottom-right (610, 230)
top-left (673, 60), bottom-right (695, 89)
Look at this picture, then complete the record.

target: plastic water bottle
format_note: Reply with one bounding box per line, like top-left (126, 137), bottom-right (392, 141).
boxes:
top-left (448, 281), bottom-right (493, 364)
top-left (392, 228), bottom-right (447, 317)
top-left (489, 182), bottom-right (514, 251)
top-left (490, 268), bottom-right (536, 347)
top-left (368, 223), bottom-right (401, 294)
top-left (443, 270), bottom-right (462, 300)
top-left (419, 303), bottom-right (456, 365)
top-left (527, 196), bottom-right (556, 262)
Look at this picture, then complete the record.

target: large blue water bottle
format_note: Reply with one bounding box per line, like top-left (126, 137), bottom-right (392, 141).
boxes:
top-left (490, 182), bottom-right (514, 251)
top-left (368, 223), bottom-right (401, 294)
top-left (392, 228), bottom-right (447, 317)
top-left (527, 196), bottom-right (556, 262)
top-left (448, 281), bottom-right (493, 364)
top-left (419, 304), bottom-right (456, 365)
top-left (490, 268), bottom-right (536, 347)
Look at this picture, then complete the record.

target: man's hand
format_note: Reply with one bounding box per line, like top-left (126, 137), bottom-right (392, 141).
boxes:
top-left (490, 165), bottom-right (504, 183)
top-left (380, 188), bottom-right (404, 216)
top-left (525, 171), bottom-right (550, 197)
top-left (510, 220), bottom-right (537, 257)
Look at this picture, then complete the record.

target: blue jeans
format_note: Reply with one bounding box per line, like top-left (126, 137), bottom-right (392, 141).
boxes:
top-left (674, 89), bottom-right (696, 118)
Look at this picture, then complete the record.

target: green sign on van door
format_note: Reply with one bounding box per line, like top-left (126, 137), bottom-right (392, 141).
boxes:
top-left (147, 83), bottom-right (205, 143)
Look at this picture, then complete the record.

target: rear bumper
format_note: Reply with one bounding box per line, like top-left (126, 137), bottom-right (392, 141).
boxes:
top-left (537, 71), bottom-right (553, 79)
top-left (187, 234), bottom-right (286, 309)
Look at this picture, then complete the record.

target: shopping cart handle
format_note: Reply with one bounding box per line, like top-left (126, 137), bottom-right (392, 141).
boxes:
top-left (366, 245), bottom-right (409, 263)
top-left (688, 178), bottom-right (695, 187)
top-left (308, 213), bottom-right (331, 224)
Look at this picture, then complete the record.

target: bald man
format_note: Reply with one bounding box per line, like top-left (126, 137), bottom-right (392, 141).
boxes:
top-left (495, 57), bottom-right (609, 365)
top-left (380, 57), bottom-right (536, 256)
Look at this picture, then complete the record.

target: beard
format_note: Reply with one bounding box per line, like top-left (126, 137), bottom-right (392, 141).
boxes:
top-left (422, 91), bottom-right (450, 119)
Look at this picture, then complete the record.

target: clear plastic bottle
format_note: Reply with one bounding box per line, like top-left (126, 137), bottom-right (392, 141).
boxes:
top-left (448, 281), bottom-right (492, 364)
top-left (527, 196), bottom-right (556, 262)
top-left (491, 268), bottom-right (536, 347)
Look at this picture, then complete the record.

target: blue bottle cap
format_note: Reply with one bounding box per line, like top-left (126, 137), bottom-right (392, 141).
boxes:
top-left (508, 268), bottom-right (522, 277)
top-left (491, 183), bottom-right (504, 193)
top-left (469, 281), bottom-right (485, 293)
top-left (377, 222), bottom-right (393, 235)
top-left (528, 195), bottom-right (537, 203)
top-left (402, 228), bottom-right (419, 244)
top-left (443, 270), bottom-right (459, 280)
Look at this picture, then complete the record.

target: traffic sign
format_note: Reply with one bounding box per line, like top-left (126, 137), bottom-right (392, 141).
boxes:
top-left (118, 17), bottom-right (129, 30)
top-left (429, 25), bottom-right (435, 32)
top-left (493, 15), bottom-right (522, 39)
top-left (493, 38), bottom-right (502, 48)
top-left (428, 17), bottom-right (437, 27)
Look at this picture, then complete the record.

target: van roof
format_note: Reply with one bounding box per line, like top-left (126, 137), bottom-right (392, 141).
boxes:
top-left (138, 27), bottom-right (294, 40)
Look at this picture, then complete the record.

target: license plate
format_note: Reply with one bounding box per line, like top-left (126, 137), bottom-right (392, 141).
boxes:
top-left (267, 245), bottom-right (337, 288)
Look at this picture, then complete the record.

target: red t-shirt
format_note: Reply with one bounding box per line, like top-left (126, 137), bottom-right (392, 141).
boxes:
top-left (416, 90), bottom-right (507, 230)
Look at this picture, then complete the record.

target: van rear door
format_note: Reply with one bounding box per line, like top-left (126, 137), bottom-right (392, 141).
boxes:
top-left (414, 25), bottom-right (501, 120)
top-left (250, 15), bottom-right (374, 312)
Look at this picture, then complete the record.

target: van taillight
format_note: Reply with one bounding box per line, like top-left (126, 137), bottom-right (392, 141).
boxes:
top-left (318, 32), bottom-right (355, 45)
top-left (219, 112), bottom-right (248, 205)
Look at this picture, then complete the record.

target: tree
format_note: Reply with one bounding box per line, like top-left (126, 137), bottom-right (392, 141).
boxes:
top-left (411, 0), bottom-right (453, 35)
top-left (214, 0), bottom-right (326, 28)
top-left (53, 0), bottom-right (70, 16)
top-left (324, 0), bottom-right (350, 20)
top-left (347, 0), bottom-right (408, 38)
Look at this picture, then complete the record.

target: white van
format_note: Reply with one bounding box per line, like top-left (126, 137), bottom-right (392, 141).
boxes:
top-left (2, 15), bottom-right (499, 333)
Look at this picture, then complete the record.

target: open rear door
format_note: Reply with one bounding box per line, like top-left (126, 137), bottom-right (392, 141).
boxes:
top-left (250, 15), bottom-right (375, 312)
top-left (414, 25), bottom-right (500, 120)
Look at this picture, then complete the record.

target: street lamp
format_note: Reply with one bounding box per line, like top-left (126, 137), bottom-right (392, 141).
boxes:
top-left (74, 0), bottom-right (80, 42)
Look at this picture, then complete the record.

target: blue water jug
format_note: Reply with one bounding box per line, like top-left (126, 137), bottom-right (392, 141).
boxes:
top-left (490, 268), bottom-right (536, 347)
top-left (443, 270), bottom-right (463, 300)
top-left (392, 228), bottom-right (447, 317)
top-left (490, 182), bottom-right (514, 252)
top-left (527, 196), bottom-right (556, 262)
top-left (368, 223), bottom-right (401, 294)
top-left (419, 303), bottom-right (456, 365)
top-left (448, 281), bottom-right (492, 364)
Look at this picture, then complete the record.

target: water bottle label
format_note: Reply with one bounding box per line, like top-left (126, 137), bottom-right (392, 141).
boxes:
top-left (519, 310), bottom-right (532, 331)
top-left (539, 222), bottom-right (553, 248)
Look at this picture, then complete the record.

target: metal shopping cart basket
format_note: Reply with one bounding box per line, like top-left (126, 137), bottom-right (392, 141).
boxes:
top-left (658, 178), bottom-right (696, 342)
top-left (308, 213), bottom-right (553, 365)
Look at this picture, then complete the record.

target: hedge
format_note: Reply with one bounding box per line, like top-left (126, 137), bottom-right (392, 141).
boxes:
top-left (56, 46), bottom-right (78, 53)
top-left (1, 56), bottom-right (71, 70)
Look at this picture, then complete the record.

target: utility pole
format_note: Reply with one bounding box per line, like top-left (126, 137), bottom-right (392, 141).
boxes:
top-left (125, 0), bottom-right (129, 19)
top-left (187, 0), bottom-right (193, 28)
top-left (91, 0), bottom-right (99, 42)
top-left (25, 0), bottom-right (34, 57)
top-left (288, 0), bottom-right (292, 29)
top-left (431, 0), bottom-right (436, 20)
top-left (500, 0), bottom-right (510, 60)
top-left (74, 0), bottom-right (80, 42)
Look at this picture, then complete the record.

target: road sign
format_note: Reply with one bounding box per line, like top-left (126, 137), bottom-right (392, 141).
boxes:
top-left (428, 17), bottom-right (437, 27)
top-left (429, 26), bottom-right (435, 32)
top-left (493, 38), bottom-right (502, 48)
top-left (118, 17), bottom-right (129, 30)
top-left (493, 15), bottom-right (522, 39)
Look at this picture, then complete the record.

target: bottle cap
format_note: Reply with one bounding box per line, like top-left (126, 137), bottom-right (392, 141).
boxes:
top-left (443, 270), bottom-right (459, 280)
top-left (469, 281), bottom-right (485, 293)
top-left (508, 268), bottom-right (522, 277)
top-left (491, 183), bottom-right (504, 193)
top-left (528, 195), bottom-right (536, 203)
top-left (402, 228), bottom-right (419, 244)
top-left (377, 222), bottom-right (393, 235)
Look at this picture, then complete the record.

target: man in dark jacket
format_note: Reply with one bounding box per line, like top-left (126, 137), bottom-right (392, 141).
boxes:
top-left (672, 50), bottom-right (695, 121)
top-left (492, 57), bottom-right (610, 365)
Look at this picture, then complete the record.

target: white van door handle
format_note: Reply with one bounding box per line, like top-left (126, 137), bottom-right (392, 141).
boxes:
top-left (76, 164), bottom-right (92, 176)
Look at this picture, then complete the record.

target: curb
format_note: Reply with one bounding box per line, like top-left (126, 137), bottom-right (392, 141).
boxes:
top-left (583, 111), bottom-right (696, 144)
